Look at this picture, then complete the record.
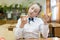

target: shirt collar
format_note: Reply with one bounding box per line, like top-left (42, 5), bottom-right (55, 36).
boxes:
top-left (27, 17), bottom-right (37, 22)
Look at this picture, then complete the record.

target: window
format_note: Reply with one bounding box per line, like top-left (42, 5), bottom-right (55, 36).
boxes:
top-left (51, 0), bottom-right (58, 21)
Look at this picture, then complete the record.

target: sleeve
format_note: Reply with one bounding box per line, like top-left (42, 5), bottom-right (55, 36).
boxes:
top-left (39, 19), bottom-right (49, 38)
top-left (13, 18), bottom-right (24, 39)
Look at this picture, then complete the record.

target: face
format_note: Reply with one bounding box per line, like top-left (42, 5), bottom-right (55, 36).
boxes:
top-left (28, 4), bottom-right (40, 18)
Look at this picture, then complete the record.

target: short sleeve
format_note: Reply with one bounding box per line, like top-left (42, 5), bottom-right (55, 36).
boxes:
top-left (16, 18), bottom-right (21, 28)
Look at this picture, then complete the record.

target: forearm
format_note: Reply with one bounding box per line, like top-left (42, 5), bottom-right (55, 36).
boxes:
top-left (42, 31), bottom-right (49, 38)
top-left (13, 27), bottom-right (24, 39)
top-left (41, 24), bottom-right (49, 38)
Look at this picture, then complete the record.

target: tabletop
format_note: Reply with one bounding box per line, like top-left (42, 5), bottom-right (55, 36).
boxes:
top-left (19, 37), bottom-right (60, 40)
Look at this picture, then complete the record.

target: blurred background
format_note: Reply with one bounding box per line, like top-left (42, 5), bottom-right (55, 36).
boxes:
top-left (0, 0), bottom-right (60, 40)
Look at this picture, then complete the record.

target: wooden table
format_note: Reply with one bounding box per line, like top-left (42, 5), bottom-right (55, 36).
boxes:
top-left (19, 38), bottom-right (60, 40)
top-left (49, 23), bottom-right (60, 37)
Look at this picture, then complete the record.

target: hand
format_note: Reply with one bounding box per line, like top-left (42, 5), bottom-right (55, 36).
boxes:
top-left (20, 15), bottom-right (28, 28)
top-left (43, 15), bottom-right (49, 24)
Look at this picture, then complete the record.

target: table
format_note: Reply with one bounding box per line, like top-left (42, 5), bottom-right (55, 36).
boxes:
top-left (19, 38), bottom-right (60, 40)
top-left (49, 23), bottom-right (60, 37)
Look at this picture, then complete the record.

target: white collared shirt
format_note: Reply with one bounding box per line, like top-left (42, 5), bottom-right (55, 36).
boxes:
top-left (13, 17), bottom-right (49, 39)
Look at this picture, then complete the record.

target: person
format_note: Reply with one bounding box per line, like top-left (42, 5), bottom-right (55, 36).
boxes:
top-left (13, 3), bottom-right (49, 40)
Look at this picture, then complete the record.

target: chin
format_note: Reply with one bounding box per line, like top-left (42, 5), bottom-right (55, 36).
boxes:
top-left (29, 15), bottom-right (34, 17)
top-left (29, 16), bottom-right (33, 18)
